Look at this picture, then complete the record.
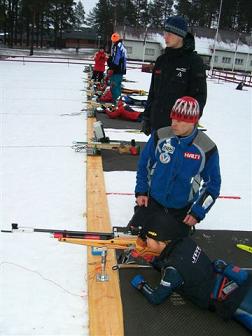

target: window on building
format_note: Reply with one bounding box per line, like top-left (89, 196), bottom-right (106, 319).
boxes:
top-left (214, 55), bottom-right (218, 62)
top-left (222, 57), bottom-right (231, 64)
top-left (235, 58), bottom-right (244, 65)
top-left (250, 60), bottom-right (252, 66)
top-left (126, 46), bottom-right (132, 54)
top-left (145, 48), bottom-right (155, 56)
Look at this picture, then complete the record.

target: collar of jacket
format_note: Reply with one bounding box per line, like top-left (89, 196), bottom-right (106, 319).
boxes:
top-left (113, 39), bottom-right (123, 46)
top-left (183, 32), bottom-right (195, 52)
top-left (173, 127), bottom-right (198, 148)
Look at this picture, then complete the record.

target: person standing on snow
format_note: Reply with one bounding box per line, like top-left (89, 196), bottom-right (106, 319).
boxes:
top-left (128, 96), bottom-right (221, 240)
top-left (92, 47), bottom-right (107, 82)
top-left (141, 16), bottom-right (207, 135)
top-left (107, 32), bottom-right (127, 103)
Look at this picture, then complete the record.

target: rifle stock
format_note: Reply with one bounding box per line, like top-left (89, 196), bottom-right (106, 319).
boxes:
top-left (58, 236), bottom-right (160, 258)
top-left (58, 236), bottom-right (137, 249)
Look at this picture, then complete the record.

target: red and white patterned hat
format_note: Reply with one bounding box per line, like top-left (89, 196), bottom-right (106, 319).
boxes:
top-left (170, 96), bottom-right (200, 123)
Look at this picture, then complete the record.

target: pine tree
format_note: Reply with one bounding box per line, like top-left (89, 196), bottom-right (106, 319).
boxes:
top-left (149, 0), bottom-right (173, 29)
top-left (73, 0), bottom-right (85, 30)
top-left (237, 0), bottom-right (252, 33)
top-left (86, 0), bottom-right (113, 48)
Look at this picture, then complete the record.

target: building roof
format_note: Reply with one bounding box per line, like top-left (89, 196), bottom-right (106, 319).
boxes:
top-left (190, 27), bottom-right (252, 55)
top-left (62, 29), bottom-right (97, 40)
top-left (118, 25), bottom-right (252, 56)
top-left (117, 26), bottom-right (164, 46)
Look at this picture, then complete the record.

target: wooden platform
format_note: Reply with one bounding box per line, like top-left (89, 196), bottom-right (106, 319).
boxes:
top-left (86, 117), bottom-right (124, 336)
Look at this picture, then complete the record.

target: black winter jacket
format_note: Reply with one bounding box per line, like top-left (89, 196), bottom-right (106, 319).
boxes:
top-left (160, 237), bottom-right (215, 309)
top-left (144, 33), bottom-right (207, 130)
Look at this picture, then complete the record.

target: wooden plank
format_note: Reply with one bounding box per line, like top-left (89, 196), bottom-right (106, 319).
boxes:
top-left (87, 117), bottom-right (124, 336)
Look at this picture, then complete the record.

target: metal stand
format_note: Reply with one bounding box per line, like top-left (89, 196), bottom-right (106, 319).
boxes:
top-left (96, 249), bottom-right (109, 282)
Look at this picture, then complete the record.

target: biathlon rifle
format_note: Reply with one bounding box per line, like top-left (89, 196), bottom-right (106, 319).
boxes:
top-left (83, 100), bottom-right (115, 108)
top-left (72, 121), bottom-right (140, 155)
top-left (1, 223), bottom-right (158, 257)
top-left (72, 139), bottom-right (140, 155)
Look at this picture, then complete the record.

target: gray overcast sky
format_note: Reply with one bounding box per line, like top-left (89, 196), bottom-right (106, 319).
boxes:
top-left (82, 0), bottom-right (97, 14)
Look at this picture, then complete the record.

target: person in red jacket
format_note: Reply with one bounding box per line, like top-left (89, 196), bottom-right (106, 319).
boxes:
top-left (92, 47), bottom-right (107, 82)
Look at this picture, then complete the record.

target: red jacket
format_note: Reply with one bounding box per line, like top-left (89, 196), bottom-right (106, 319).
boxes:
top-left (94, 51), bottom-right (107, 72)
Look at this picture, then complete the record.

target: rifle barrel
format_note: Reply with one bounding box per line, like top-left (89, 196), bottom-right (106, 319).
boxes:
top-left (0, 224), bottom-right (114, 240)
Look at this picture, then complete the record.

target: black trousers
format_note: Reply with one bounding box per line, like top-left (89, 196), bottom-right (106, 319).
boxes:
top-left (128, 197), bottom-right (192, 238)
top-left (92, 70), bottom-right (104, 82)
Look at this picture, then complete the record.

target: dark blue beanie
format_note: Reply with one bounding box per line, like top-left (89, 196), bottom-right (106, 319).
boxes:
top-left (164, 16), bottom-right (188, 38)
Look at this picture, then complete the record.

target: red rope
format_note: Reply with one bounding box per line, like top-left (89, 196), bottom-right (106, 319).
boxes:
top-left (106, 192), bottom-right (241, 199)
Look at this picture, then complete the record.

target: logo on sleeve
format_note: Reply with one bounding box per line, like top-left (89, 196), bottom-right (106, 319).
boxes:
top-left (184, 152), bottom-right (201, 160)
top-left (192, 246), bottom-right (201, 264)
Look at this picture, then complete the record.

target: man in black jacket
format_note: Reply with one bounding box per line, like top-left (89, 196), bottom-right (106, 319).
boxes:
top-left (142, 16), bottom-right (207, 135)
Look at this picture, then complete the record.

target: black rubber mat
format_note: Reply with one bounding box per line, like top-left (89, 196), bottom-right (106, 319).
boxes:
top-left (96, 110), bottom-right (142, 129)
top-left (101, 142), bottom-right (146, 171)
top-left (119, 270), bottom-right (252, 336)
top-left (193, 230), bottom-right (252, 267)
top-left (118, 230), bottom-right (252, 336)
top-left (96, 110), bottom-right (146, 171)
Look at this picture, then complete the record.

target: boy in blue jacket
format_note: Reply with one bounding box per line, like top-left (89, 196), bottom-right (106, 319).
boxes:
top-left (107, 32), bottom-right (127, 103)
top-left (129, 96), bottom-right (221, 239)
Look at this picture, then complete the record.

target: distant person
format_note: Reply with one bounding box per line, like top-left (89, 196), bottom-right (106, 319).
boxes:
top-left (128, 96), bottom-right (221, 241)
top-left (107, 32), bottom-right (127, 103)
top-left (142, 15), bottom-right (207, 135)
top-left (236, 81), bottom-right (245, 90)
top-left (92, 47), bottom-right (107, 82)
top-left (130, 220), bottom-right (252, 332)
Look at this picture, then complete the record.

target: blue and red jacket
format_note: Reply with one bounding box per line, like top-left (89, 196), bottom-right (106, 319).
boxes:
top-left (107, 40), bottom-right (127, 75)
top-left (135, 126), bottom-right (221, 221)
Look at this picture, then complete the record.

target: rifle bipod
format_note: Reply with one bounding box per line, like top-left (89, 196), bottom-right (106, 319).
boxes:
top-left (94, 247), bottom-right (152, 281)
top-left (96, 249), bottom-right (109, 282)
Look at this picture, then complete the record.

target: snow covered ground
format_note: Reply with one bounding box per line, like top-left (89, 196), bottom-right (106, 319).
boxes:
top-left (0, 58), bottom-right (251, 335)
top-left (0, 61), bottom-right (88, 335)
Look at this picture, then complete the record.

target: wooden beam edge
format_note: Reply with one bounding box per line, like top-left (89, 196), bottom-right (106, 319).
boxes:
top-left (86, 117), bottom-right (124, 336)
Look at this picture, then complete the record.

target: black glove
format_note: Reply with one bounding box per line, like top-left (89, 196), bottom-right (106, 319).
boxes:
top-left (141, 118), bottom-right (151, 136)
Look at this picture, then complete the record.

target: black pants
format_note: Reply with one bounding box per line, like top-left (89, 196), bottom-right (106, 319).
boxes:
top-left (128, 197), bottom-right (192, 238)
top-left (92, 70), bottom-right (104, 82)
